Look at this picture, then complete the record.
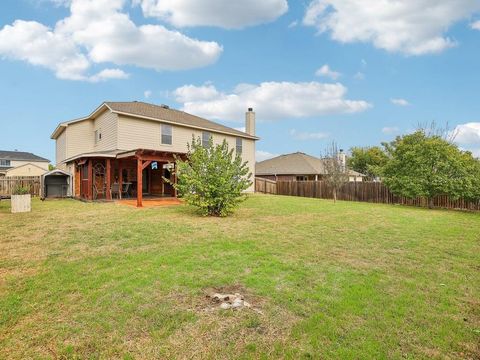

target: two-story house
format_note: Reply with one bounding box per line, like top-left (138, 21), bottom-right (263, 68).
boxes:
top-left (0, 150), bottom-right (50, 177)
top-left (51, 101), bottom-right (258, 207)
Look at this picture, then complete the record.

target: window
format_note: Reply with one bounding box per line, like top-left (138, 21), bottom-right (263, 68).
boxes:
top-left (161, 124), bottom-right (172, 145)
top-left (235, 137), bottom-right (242, 154)
top-left (0, 159), bottom-right (11, 167)
top-left (94, 129), bottom-right (102, 144)
top-left (296, 176), bottom-right (308, 181)
top-left (202, 131), bottom-right (211, 147)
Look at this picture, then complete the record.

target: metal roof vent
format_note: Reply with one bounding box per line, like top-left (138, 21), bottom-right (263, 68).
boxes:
top-left (161, 104), bottom-right (170, 109)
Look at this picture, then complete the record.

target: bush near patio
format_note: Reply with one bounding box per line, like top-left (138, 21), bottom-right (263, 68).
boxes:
top-left (1, 196), bottom-right (479, 359)
top-left (171, 136), bottom-right (252, 217)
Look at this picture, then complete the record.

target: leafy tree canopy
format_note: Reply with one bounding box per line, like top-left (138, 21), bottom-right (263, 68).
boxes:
top-left (171, 137), bottom-right (252, 217)
top-left (381, 130), bottom-right (479, 207)
top-left (347, 146), bottom-right (388, 179)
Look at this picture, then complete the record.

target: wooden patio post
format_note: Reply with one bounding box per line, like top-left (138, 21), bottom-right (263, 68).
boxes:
top-left (87, 159), bottom-right (93, 200)
top-left (137, 158), bottom-right (143, 207)
top-left (118, 160), bottom-right (123, 200)
top-left (173, 163), bottom-right (178, 198)
top-left (106, 159), bottom-right (111, 200)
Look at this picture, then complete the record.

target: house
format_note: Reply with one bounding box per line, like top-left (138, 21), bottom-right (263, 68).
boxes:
top-left (256, 152), bottom-right (365, 182)
top-left (51, 101), bottom-right (258, 207)
top-left (0, 150), bottom-right (50, 177)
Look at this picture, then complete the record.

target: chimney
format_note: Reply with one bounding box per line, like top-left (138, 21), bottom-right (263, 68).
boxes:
top-left (338, 149), bottom-right (346, 170)
top-left (245, 108), bottom-right (255, 136)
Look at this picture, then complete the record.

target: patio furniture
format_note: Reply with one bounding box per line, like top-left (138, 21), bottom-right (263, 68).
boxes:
top-left (122, 183), bottom-right (131, 198)
top-left (93, 183), bottom-right (106, 200)
top-left (111, 183), bottom-right (120, 199)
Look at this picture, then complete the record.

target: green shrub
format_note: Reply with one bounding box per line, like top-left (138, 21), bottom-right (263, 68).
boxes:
top-left (12, 186), bottom-right (30, 195)
top-left (169, 136), bottom-right (252, 217)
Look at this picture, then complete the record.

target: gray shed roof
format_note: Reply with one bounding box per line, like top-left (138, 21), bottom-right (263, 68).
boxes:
top-left (256, 152), bottom-right (365, 177)
top-left (0, 150), bottom-right (50, 162)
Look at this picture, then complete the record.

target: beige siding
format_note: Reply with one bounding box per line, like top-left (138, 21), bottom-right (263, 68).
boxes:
top-left (93, 110), bottom-right (118, 152)
top-left (118, 115), bottom-right (256, 192)
top-left (56, 130), bottom-right (67, 165)
top-left (6, 163), bottom-right (48, 177)
top-left (66, 120), bottom-right (94, 159)
top-left (10, 160), bottom-right (49, 170)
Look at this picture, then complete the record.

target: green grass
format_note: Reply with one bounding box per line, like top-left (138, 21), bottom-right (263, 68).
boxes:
top-left (0, 195), bottom-right (479, 359)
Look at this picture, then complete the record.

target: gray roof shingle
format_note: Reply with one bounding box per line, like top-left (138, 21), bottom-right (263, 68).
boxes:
top-left (0, 150), bottom-right (50, 162)
top-left (105, 101), bottom-right (257, 139)
top-left (256, 152), bottom-right (364, 177)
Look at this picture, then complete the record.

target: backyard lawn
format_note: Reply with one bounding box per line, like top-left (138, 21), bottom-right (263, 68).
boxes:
top-left (0, 195), bottom-right (479, 359)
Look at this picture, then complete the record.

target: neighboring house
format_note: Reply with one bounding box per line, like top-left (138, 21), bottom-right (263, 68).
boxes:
top-left (51, 101), bottom-right (259, 207)
top-left (0, 150), bottom-right (50, 177)
top-left (256, 152), bottom-right (365, 182)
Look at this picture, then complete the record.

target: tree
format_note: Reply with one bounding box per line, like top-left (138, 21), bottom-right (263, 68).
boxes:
top-left (323, 141), bottom-right (349, 203)
top-left (348, 146), bottom-right (388, 180)
top-left (170, 136), bottom-right (252, 217)
top-left (381, 129), bottom-right (475, 208)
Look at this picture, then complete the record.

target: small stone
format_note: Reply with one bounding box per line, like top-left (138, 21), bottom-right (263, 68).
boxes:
top-left (220, 302), bottom-right (232, 310)
top-left (232, 298), bottom-right (244, 308)
top-left (243, 301), bottom-right (251, 308)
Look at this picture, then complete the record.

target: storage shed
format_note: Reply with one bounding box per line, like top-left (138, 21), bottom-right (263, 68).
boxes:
top-left (41, 169), bottom-right (72, 199)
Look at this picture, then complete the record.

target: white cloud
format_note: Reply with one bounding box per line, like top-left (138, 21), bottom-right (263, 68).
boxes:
top-left (174, 84), bottom-right (220, 103)
top-left (0, 20), bottom-right (90, 80)
top-left (471, 20), bottom-right (480, 30)
top-left (303, 0), bottom-right (480, 55)
top-left (288, 21), bottom-right (298, 28)
top-left (315, 64), bottom-right (341, 80)
top-left (144, 90), bottom-right (152, 99)
top-left (290, 129), bottom-right (329, 140)
top-left (256, 150), bottom-right (279, 162)
top-left (174, 81), bottom-right (371, 122)
top-left (88, 68), bottom-right (129, 82)
top-left (354, 72), bottom-right (365, 80)
top-left (382, 126), bottom-right (399, 134)
top-left (391, 98), bottom-right (410, 107)
top-left (453, 122), bottom-right (480, 144)
top-left (0, 0), bottom-right (222, 81)
top-left (134, 0), bottom-right (288, 29)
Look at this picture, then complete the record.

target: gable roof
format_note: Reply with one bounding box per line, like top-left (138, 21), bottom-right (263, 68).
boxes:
top-left (256, 152), bottom-right (365, 177)
top-left (256, 152), bottom-right (326, 175)
top-left (0, 150), bottom-right (50, 162)
top-left (51, 101), bottom-right (258, 140)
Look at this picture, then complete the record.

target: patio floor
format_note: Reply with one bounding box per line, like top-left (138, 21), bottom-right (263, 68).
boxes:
top-left (116, 197), bottom-right (182, 208)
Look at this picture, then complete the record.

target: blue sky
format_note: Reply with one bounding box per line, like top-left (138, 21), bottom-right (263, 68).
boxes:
top-left (1, 0), bottom-right (480, 162)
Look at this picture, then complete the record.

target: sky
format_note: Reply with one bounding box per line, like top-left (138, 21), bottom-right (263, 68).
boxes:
top-left (1, 0), bottom-right (480, 163)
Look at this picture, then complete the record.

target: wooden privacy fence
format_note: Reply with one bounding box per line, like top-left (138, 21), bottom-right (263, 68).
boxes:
top-left (254, 177), bottom-right (277, 195)
top-left (0, 176), bottom-right (41, 197)
top-left (255, 178), bottom-right (480, 211)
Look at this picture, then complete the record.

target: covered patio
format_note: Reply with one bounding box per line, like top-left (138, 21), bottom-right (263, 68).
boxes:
top-left (73, 149), bottom-right (186, 207)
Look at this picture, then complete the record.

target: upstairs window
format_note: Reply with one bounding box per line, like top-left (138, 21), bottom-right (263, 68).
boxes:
top-left (94, 130), bottom-right (102, 144)
top-left (161, 124), bottom-right (172, 145)
top-left (202, 131), bottom-right (211, 148)
top-left (0, 159), bottom-right (11, 167)
top-left (236, 137), bottom-right (242, 154)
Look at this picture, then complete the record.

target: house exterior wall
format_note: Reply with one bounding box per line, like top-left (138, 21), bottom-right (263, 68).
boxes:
top-left (117, 115), bottom-right (256, 192)
top-left (6, 163), bottom-right (48, 177)
top-left (55, 110), bottom-right (257, 193)
top-left (56, 130), bottom-right (67, 166)
top-left (9, 160), bottom-right (49, 170)
top-left (93, 110), bottom-right (118, 152)
top-left (66, 120), bottom-right (94, 161)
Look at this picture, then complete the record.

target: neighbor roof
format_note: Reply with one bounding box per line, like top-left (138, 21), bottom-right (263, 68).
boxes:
top-left (256, 152), bottom-right (364, 177)
top-left (0, 150), bottom-right (50, 162)
top-left (256, 152), bottom-right (326, 175)
top-left (51, 101), bottom-right (259, 140)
